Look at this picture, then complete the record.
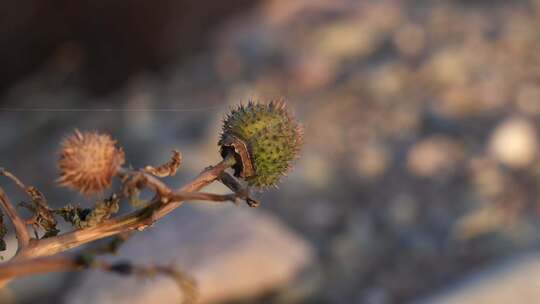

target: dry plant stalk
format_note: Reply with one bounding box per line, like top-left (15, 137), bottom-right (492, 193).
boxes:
top-left (0, 100), bottom-right (302, 303)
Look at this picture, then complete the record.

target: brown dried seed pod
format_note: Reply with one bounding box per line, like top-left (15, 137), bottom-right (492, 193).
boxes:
top-left (58, 130), bottom-right (125, 195)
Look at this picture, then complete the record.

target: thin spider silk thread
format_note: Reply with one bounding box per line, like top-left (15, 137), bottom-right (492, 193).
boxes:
top-left (0, 106), bottom-right (222, 112)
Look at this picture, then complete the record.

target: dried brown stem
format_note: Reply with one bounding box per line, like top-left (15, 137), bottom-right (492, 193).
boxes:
top-left (0, 187), bottom-right (30, 250)
top-left (0, 168), bottom-right (27, 191)
top-left (144, 150), bottom-right (182, 178)
top-left (0, 255), bottom-right (81, 280)
top-left (17, 157), bottom-right (236, 258)
top-left (0, 154), bottom-right (237, 290)
top-left (96, 260), bottom-right (198, 303)
top-left (219, 172), bottom-right (260, 207)
top-left (0, 254), bottom-right (198, 303)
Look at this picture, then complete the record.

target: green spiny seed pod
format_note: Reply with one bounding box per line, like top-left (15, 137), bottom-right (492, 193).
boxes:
top-left (219, 100), bottom-right (303, 188)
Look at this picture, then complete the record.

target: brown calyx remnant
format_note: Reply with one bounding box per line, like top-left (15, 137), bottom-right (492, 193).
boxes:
top-left (58, 130), bottom-right (125, 195)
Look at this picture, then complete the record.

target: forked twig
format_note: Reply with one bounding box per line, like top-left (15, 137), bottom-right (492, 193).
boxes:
top-left (0, 187), bottom-right (30, 250)
top-left (2, 156), bottom-right (237, 270)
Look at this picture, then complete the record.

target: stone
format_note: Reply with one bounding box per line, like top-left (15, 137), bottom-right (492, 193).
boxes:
top-left (393, 23), bottom-right (425, 58)
top-left (353, 143), bottom-right (391, 179)
top-left (407, 136), bottom-right (464, 177)
top-left (415, 253), bottom-right (540, 304)
top-left (62, 205), bottom-right (314, 304)
top-left (489, 117), bottom-right (538, 169)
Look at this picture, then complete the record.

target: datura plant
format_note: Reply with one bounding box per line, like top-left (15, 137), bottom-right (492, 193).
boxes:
top-left (0, 100), bottom-right (302, 303)
top-left (220, 100), bottom-right (303, 188)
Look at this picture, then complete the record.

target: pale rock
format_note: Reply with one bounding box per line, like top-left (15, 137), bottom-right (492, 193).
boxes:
top-left (353, 144), bottom-right (391, 179)
top-left (489, 117), bottom-right (538, 169)
top-left (63, 206), bottom-right (314, 304)
top-left (415, 253), bottom-right (540, 304)
top-left (407, 136), bottom-right (463, 177)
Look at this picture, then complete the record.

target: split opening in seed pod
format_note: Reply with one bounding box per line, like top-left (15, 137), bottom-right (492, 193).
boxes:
top-left (219, 133), bottom-right (256, 179)
top-left (221, 146), bottom-right (244, 177)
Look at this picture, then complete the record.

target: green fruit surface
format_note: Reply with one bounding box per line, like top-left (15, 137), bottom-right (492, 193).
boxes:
top-left (220, 101), bottom-right (301, 188)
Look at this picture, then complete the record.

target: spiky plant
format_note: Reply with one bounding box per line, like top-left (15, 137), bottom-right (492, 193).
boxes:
top-left (58, 130), bottom-right (125, 195)
top-left (219, 100), bottom-right (303, 188)
top-left (0, 101), bottom-right (303, 302)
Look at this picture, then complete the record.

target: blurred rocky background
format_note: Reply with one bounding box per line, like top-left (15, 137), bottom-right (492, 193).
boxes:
top-left (3, 0), bottom-right (540, 303)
